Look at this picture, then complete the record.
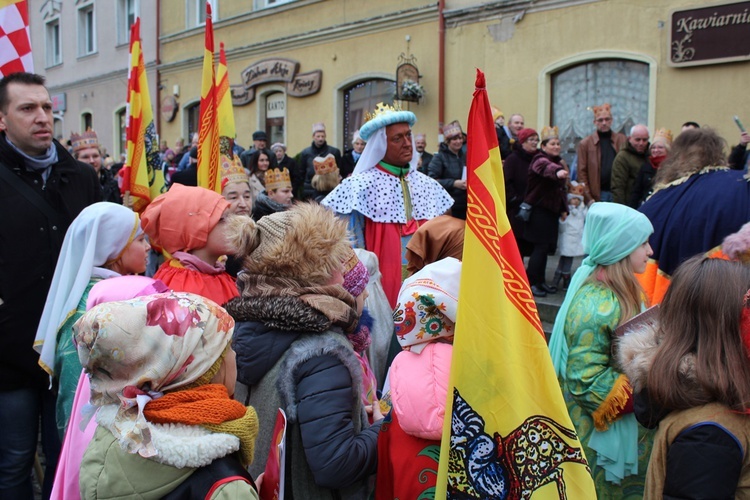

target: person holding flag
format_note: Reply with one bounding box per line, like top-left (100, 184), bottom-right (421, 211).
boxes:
top-left (549, 202), bottom-right (655, 497)
top-left (434, 70), bottom-right (596, 499)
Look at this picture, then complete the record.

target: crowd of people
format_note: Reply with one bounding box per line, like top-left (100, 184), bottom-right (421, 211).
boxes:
top-left (2, 68), bottom-right (750, 500)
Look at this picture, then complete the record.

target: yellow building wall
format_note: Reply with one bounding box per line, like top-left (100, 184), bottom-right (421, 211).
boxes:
top-left (159, 0), bottom-right (440, 154)
top-left (444, 0), bottom-right (750, 143)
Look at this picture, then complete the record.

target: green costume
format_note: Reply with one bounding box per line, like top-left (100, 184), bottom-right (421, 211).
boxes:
top-left (561, 282), bottom-right (653, 498)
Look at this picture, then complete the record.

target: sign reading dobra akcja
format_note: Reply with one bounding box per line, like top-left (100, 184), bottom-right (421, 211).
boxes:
top-left (669, 1), bottom-right (750, 67)
top-left (230, 58), bottom-right (322, 106)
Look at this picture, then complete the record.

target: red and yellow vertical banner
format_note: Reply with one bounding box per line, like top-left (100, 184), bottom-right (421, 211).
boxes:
top-left (197, 1), bottom-right (221, 193)
top-left (123, 18), bottom-right (165, 213)
top-left (434, 69), bottom-right (595, 499)
top-left (0, 0), bottom-right (33, 76)
top-left (216, 42), bottom-right (236, 156)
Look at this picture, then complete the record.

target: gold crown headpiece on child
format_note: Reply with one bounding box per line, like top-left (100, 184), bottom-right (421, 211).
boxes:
top-left (265, 167), bottom-right (292, 192)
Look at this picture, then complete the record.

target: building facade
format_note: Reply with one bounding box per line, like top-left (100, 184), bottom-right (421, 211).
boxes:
top-left (27, 0), bottom-right (750, 160)
top-left (29, 0), bottom-right (158, 160)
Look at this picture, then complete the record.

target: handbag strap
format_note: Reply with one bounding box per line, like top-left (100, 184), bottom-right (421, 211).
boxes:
top-left (0, 162), bottom-right (61, 224)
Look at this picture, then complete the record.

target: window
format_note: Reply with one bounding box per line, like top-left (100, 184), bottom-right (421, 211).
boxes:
top-left (81, 112), bottom-right (93, 132)
top-left (77, 3), bottom-right (96, 56)
top-left (117, 0), bottom-right (139, 46)
top-left (116, 107), bottom-right (128, 160)
top-left (343, 79), bottom-right (395, 151)
top-left (45, 18), bottom-right (61, 67)
top-left (185, 102), bottom-right (200, 144)
top-left (187, 0), bottom-right (217, 28)
top-left (254, 0), bottom-right (297, 9)
top-left (550, 59), bottom-right (649, 166)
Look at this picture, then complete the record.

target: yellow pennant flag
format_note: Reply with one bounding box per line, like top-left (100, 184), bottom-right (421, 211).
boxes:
top-left (123, 17), bottom-right (165, 213)
top-left (197, 1), bottom-right (221, 193)
top-left (434, 69), bottom-right (596, 499)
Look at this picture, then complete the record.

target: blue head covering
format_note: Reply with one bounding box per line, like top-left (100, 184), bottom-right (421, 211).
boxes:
top-left (548, 202), bottom-right (653, 484)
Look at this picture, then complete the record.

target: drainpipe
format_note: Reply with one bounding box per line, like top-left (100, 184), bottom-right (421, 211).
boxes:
top-left (155, 0), bottom-right (162, 139)
top-left (438, 0), bottom-right (445, 136)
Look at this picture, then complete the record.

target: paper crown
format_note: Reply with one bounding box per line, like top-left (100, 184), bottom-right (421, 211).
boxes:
top-left (591, 103), bottom-right (612, 119)
top-left (220, 154), bottom-right (249, 191)
top-left (313, 154), bottom-right (338, 176)
top-left (652, 128), bottom-right (673, 147)
top-left (541, 125), bottom-right (559, 142)
top-left (442, 121), bottom-right (463, 140)
top-left (312, 122), bottom-right (326, 134)
top-left (359, 102), bottom-right (417, 141)
top-left (265, 167), bottom-right (292, 192)
top-left (70, 129), bottom-right (99, 153)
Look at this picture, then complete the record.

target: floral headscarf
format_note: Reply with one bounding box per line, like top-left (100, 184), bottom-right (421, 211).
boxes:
top-left (74, 292), bottom-right (235, 458)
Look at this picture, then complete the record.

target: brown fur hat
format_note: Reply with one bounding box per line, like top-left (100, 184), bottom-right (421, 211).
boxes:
top-left (227, 202), bottom-right (350, 285)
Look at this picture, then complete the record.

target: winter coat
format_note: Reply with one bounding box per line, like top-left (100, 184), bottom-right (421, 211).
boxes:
top-left (629, 160), bottom-right (658, 208)
top-left (300, 141), bottom-right (343, 200)
top-left (524, 151), bottom-right (568, 215)
top-left (618, 322), bottom-right (750, 499)
top-left (80, 424), bottom-right (257, 499)
top-left (341, 150), bottom-right (359, 179)
top-left (428, 142), bottom-right (467, 219)
top-left (99, 167), bottom-right (122, 204)
top-left (418, 151), bottom-right (433, 174)
top-left (503, 145), bottom-right (536, 238)
top-left (611, 142), bottom-right (649, 206)
top-left (0, 134), bottom-right (101, 391)
top-left (226, 293), bottom-right (381, 500)
top-left (376, 343), bottom-right (451, 499)
top-left (251, 191), bottom-right (288, 221)
top-left (558, 200), bottom-right (586, 257)
top-left (577, 131), bottom-right (627, 202)
top-left (729, 142), bottom-right (750, 170)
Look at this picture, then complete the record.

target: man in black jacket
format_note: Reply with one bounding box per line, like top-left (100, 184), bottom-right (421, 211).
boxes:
top-left (0, 72), bottom-right (101, 499)
top-left (299, 122), bottom-right (342, 200)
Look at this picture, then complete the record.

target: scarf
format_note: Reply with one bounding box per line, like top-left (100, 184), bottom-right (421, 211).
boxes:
top-left (548, 202), bottom-right (653, 484)
top-left (144, 384), bottom-right (258, 466)
top-left (7, 136), bottom-right (58, 179)
top-left (650, 154), bottom-right (666, 170)
top-left (236, 273), bottom-right (359, 334)
top-left (172, 251), bottom-right (227, 275)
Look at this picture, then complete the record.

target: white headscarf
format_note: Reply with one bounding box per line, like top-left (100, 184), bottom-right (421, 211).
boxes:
top-left (351, 127), bottom-right (420, 176)
top-left (34, 202), bottom-right (142, 378)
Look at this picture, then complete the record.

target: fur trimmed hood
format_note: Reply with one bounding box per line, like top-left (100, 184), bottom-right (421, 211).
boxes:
top-left (617, 321), bottom-right (699, 396)
top-left (225, 294), bottom-right (331, 333)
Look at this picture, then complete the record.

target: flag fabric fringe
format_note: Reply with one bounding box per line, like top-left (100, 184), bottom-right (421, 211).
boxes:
top-left (434, 69), bottom-right (596, 499)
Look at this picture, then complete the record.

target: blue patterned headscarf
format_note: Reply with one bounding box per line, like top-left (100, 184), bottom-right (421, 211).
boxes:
top-left (548, 202), bottom-right (653, 484)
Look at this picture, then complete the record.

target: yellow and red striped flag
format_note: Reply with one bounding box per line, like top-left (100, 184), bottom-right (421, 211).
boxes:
top-left (123, 18), bottom-right (165, 213)
top-left (434, 69), bottom-right (596, 499)
top-left (197, 1), bottom-right (221, 193)
top-left (0, 0), bottom-right (33, 76)
top-left (216, 42), bottom-right (236, 156)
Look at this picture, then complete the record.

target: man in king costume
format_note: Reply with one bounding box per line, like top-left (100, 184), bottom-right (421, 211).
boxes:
top-left (322, 103), bottom-right (453, 307)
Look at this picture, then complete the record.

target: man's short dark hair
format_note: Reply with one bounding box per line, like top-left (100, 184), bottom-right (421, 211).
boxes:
top-left (0, 72), bottom-right (46, 112)
top-left (681, 121), bottom-right (700, 129)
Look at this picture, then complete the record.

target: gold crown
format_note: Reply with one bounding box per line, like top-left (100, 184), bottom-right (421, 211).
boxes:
top-left (220, 154), bottom-right (249, 189)
top-left (364, 102), bottom-right (404, 124)
top-left (313, 154), bottom-right (338, 176)
top-left (653, 128), bottom-right (673, 146)
top-left (265, 167), bottom-right (292, 192)
top-left (541, 125), bottom-right (559, 142)
top-left (70, 129), bottom-right (99, 153)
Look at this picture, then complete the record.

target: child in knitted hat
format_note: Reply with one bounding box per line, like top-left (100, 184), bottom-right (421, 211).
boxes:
top-left (377, 257), bottom-right (461, 500)
top-left (225, 202), bottom-right (382, 498)
top-left (76, 292), bottom-right (260, 499)
top-left (141, 184), bottom-right (239, 305)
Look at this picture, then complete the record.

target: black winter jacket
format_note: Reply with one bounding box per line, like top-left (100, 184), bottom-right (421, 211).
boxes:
top-left (226, 293), bottom-right (380, 497)
top-left (428, 142), bottom-right (467, 219)
top-left (0, 134), bottom-right (101, 390)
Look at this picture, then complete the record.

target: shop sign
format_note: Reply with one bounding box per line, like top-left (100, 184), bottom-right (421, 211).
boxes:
top-left (669, 1), bottom-right (750, 67)
top-left (161, 95), bottom-right (178, 122)
top-left (50, 92), bottom-right (66, 113)
top-left (231, 58), bottom-right (322, 105)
